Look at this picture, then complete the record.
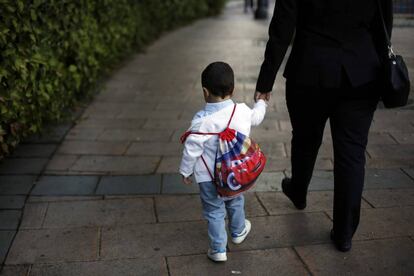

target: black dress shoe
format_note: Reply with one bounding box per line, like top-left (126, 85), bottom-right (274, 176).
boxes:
top-left (330, 229), bottom-right (352, 252)
top-left (281, 178), bottom-right (306, 210)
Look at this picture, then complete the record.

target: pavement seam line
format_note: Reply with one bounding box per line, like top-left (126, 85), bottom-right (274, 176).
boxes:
top-left (152, 196), bottom-right (160, 223)
top-left (97, 227), bottom-right (102, 259)
top-left (93, 176), bottom-right (102, 195)
top-left (387, 132), bottom-right (400, 144)
top-left (401, 167), bottom-right (414, 181)
top-left (40, 202), bottom-right (50, 228)
top-left (292, 246), bottom-right (315, 276)
top-left (160, 174), bottom-right (164, 194)
top-left (322, 211), bottom-right (333, 222)
top-left (165, 256), bottom-right (172, 276)
top-left (361, 196), bottom-right (376, 209)
top-left (254, 192), bottom-right (271, 216)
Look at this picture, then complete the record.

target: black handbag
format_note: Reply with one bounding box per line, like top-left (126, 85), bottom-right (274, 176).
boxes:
top-left (376, 0), bottom-right (411, 108)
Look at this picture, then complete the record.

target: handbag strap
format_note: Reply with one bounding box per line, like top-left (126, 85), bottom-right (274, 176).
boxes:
top-left (376, 0), bottom-right (395, 56)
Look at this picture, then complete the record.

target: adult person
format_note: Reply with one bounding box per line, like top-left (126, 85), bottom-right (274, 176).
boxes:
top-left (254, 0), bottom-right (393, 252)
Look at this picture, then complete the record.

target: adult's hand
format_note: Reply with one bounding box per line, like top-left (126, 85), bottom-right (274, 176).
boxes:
top-left (254, 91), bottom-right (271, 102)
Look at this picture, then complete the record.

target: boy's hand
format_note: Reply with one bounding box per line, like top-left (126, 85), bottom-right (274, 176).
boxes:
top-left (254, 91), bottom-right (271, 102)
top-left (182, 175), bottom-right (193, 185)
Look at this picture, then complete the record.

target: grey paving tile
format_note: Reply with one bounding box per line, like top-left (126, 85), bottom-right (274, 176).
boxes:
top-left (257, 191), bottom-right (370, 216)
top-left (367, 144), bottom-right (414, 159)
top-left (162, 174), bottom-right (199, 194)
top-left (11, 144), bottom-right (57, 158)
top-left (0, 196), bottom-right (26, 209)
top-left (0, 158), bottom-right (48, 175)
top-left (126, 142), bottom-right (182, 156)
top-left (249, 172), bottom-right (285, 192)
top-left (100, 221), bottom-right (208, 259)
top-left (308, 170), bottom-right (334, 191)
top-left (70, 156), bottom-right (160, 174)
top-left (168, 248), bottom-right (309, 276)
top-left (264, 157), bottom-right (291, 172)
top-left (389, 132), bottom-right (414, 144)
top-left (371, 119), bottom-right (414, 133)
top-left (353, 207), bottom-right (414, 240)
top-left (29, 258), bottom-right (168, 276)
top-left (96, 175), bottom-right (161, 195)
top-left (142, 119), bottom-right (189, 130)
top-left (74, 118), bottom-right (146, 129)
top-left (97, 129), bottom-right (171, 142)
top-left (367, 132), bottom-right (399, 144)
top-left (0, 176), bottom-right (35, 195)
top-left (363, 189), bottom-right (414, 208)
top-left (57, 141), bottom-right (129, 155)
top-left (6, 227), bottom-right (99, 264)
top-left (155, 193), bottom-right (266, 223)
top-left (366, 158), bottom-right (414, 169)
top-left (31, 176), bottom-right (99, 196)
top-left (0, 211), bottom-right (21, 230)
top-left (227, 213), bottom-right (332, 252)
top-left (296, 238), bottom-right (414, 276)
top-left (305, 169), bottom-right (414, 191)
top-left (244, 193), bottom-right (268, 218)
top-left (265, 157), bottom-right (333, 172)
top-left (0, 265), bottom-right (29, 276)
top-left (156, 195), bottom-right (202, 222)
top-left (364, 169), bottom-right (414, 189)
top-left (44, 154), bottom-right (79, 171)
top-left (66, 127), bottom-right (105, 141)
top-left (0, 231), bottom-right (15, 264)
top-left (28, 196), bottom-right (101, 203)
top-left (156, 157), bottom-right (181, 174)
top-left (258, 142), bottom-right (286, 157)
top-left (42, 198), bottom-right (155, 228)
top-left (20, 203), bottom-right (48, 229)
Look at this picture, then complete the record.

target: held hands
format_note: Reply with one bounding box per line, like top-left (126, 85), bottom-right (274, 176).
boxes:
top-left (182, 175), bottom-right (193, 185)
top-left (254, 91), bottom-right (271, 102)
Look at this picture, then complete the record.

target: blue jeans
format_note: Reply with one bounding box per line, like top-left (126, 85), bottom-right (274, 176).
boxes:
top-left (199, 181), bottom-right (246, 252)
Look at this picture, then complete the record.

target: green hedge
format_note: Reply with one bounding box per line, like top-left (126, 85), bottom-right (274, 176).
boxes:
top-left (0, 0), bottom-right (226, 157)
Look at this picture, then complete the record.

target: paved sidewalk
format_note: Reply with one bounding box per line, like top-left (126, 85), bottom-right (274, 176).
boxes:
top-left (1, 1), bottom-right (414, 275)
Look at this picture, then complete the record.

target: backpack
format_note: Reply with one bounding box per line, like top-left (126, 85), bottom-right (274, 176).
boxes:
top-left (180, 104), bottom-right (266, 198)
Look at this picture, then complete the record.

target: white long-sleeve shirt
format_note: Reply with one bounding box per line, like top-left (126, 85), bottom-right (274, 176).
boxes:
top-left (179, 99), bottom-right (267, 183)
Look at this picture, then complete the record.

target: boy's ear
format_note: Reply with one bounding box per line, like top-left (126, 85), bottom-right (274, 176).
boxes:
top-left (202, 87), bottom-right (209, 97)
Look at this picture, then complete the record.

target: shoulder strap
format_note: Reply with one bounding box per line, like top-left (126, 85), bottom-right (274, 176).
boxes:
top-left (180, 103), bottom-right (238, 144)
top-left (226, 104), bottom-right (237, 128)
top-left (376, 0), bottom-right (392, 48)
top-left (180, 130), bottom-right (219, 144)
top-left (200, 155), bottom-right (214, 180)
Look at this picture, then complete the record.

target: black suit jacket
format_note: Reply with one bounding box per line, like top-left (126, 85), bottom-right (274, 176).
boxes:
top-left (256, 0), bottom-right (393, 92)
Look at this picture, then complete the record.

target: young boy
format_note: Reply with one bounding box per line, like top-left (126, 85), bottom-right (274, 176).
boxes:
top-left (179, 62), bottom-right (267, 262)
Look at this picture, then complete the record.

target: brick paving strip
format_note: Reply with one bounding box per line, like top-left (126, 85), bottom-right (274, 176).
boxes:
top-left (1, 1), bottom-right (414, 275)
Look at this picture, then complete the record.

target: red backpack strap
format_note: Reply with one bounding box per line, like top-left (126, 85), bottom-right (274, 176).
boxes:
top-left (180, 130), bottom-right (220, 144)
top-left (180, 103), bottom-right (236, 143)
top-left (226, 104), bottom-right (237, 128)
top-left (200, 155), bottom-right (214, 180)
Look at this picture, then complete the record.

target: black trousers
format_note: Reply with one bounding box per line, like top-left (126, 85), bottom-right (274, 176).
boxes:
top-left (285, 79), bottom-right (380, 240)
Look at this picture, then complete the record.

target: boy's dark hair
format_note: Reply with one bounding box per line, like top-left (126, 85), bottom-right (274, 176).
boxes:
top-left (201, 62), bottom-right (234, 99)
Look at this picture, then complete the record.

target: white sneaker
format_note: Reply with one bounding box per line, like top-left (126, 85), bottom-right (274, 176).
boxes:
top-left (207, 249), bottom-right (227, 262)
top-left (231, 219), bottom-right (251, 244)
